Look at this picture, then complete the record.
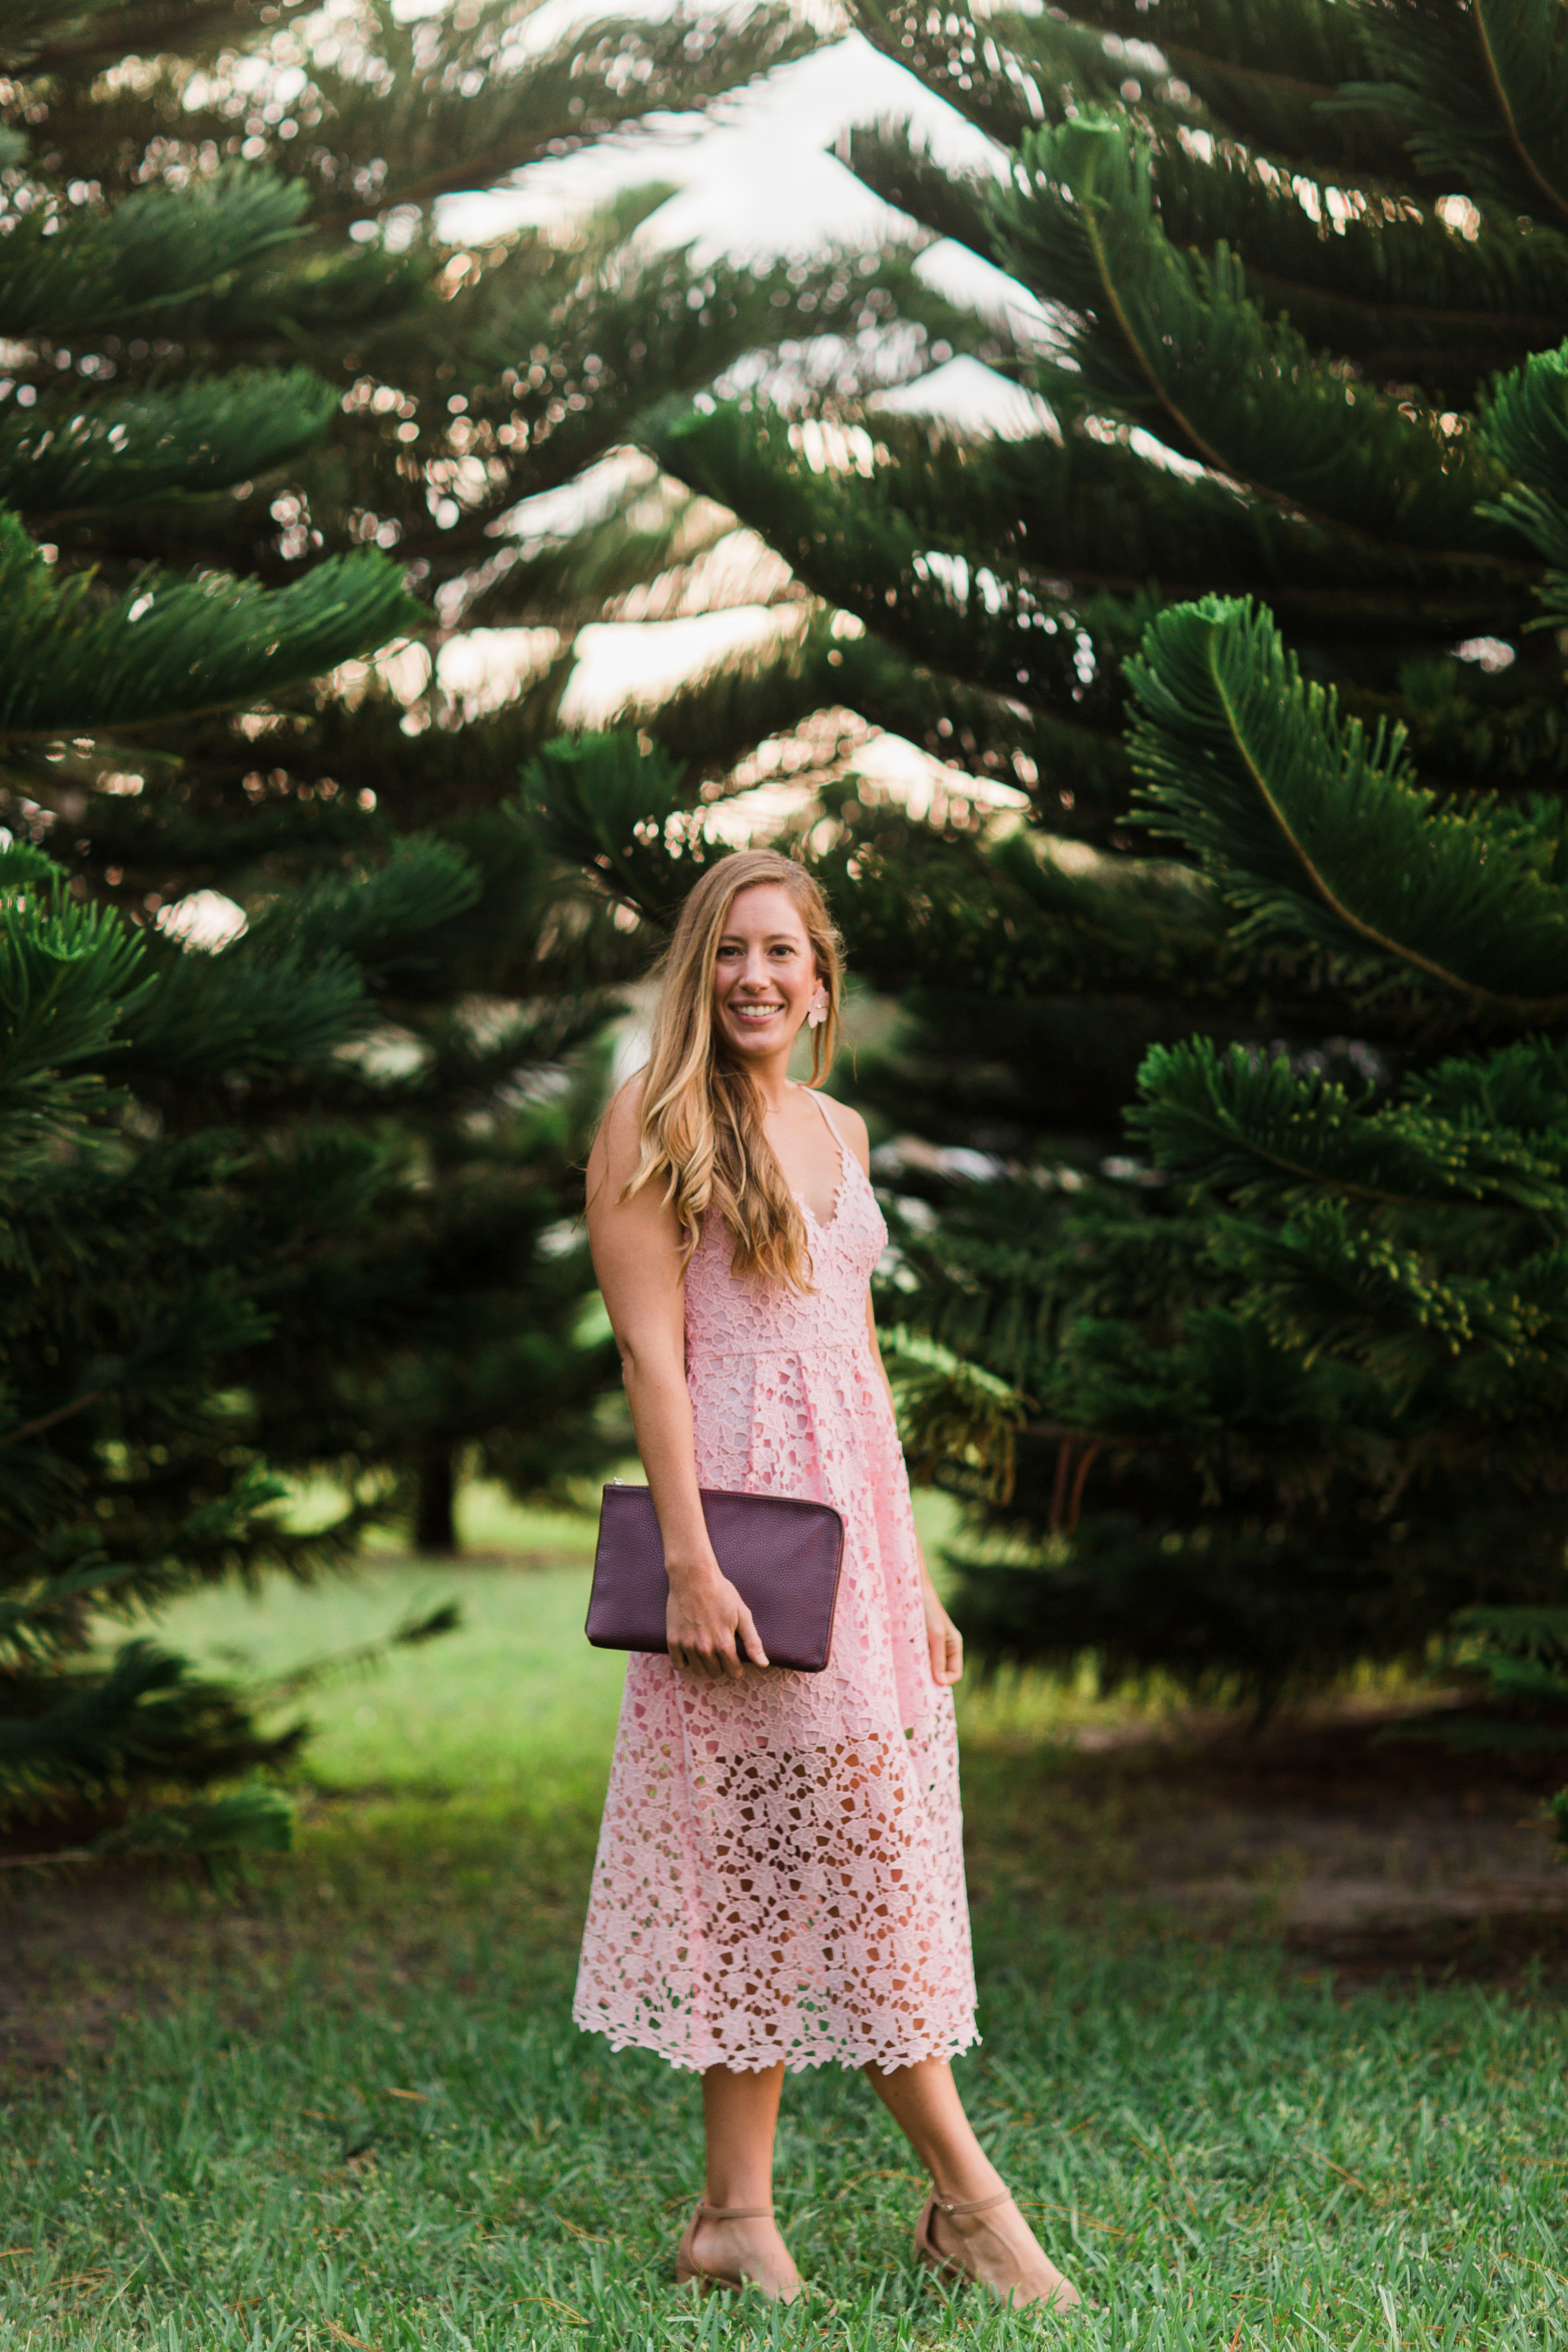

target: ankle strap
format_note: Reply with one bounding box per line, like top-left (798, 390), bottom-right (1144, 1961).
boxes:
top-left (698, 2200), bottom-right (774, 2220)
top-left (931, 2185), bottom-right (1011, 2217)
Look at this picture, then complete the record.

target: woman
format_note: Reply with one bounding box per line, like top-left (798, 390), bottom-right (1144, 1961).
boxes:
top-left (574, 850), bottom-right (1078, 2312)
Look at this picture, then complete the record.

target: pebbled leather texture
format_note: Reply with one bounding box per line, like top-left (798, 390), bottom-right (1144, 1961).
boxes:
top-left (587, 1483), bottom-right (845, 1673)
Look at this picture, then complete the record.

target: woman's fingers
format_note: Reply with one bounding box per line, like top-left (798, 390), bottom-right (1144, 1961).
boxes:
top-left (736, 1605), bottom-right (770, 1671)
top-left (668, 1578), bottom-right (769, 1678)
top-left (929, 1620), bottom-right (963, 1685)
top-left (672, 1634), bottom-right (737, 1679)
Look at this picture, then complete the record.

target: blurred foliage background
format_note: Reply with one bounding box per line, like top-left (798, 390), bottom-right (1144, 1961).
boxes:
top-left (9, 0), bottom-right (1568, 1856)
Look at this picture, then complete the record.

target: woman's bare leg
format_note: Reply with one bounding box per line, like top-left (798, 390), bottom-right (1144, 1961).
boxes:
top-left (688, 2062), bottom-right (802, 2300)
top-left (864, 2057), bottom-right (1079, 2310)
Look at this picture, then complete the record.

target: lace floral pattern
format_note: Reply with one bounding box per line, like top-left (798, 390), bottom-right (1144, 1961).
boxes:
top-left (573, 1099), bottom-right (978, 2074)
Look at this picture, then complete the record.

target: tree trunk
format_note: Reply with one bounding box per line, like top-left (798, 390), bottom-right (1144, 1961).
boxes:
top-left (414, 1449), bottom-right (459, 1556)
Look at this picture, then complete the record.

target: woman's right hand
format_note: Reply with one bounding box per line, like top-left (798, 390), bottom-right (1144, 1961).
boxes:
top-left (667, 1565), bottom-right (770, 1679)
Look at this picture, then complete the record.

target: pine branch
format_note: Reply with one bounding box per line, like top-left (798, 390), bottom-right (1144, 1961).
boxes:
top-left (1131, 1036), bottom-right (1568, 1217)
top-left (1126, 594), bottom-right (1568, 1012)
top-left (0, 168), bottom-right (311, 340)
top-left (581, 604), bottom-right (1124, 826)
top-left (652, 404), bottom-right (1136, 740)
top-left (519, 731), bottom-right (728, 926)
top-left (994, 111), bottom-right (1525, 566)
top-left (814, 800), bottom-right (1232, 1000)
top-left (4, 1274), bottom-right (273, 1442)
top-left (848, 0), bottom-right (1039, 147)
top-left (458, 241), bottom-right (970, 515)
top-left (0, 1783), bottom-right (297, 1872)
top-left (0, 1639), bottom-right (300, 1806)
top-left (1481, 343), bottom-right (1568, 631)
top-left (252, 1600), bottom-right (460, 1702)
top-left (240, 7), bottom-right (820, 236)
top-left (1, 370), bottom-right (339, 524)
top-left (882, 1325), bottom-right (1031, 1503)
top-left (119, 941), bottom-right (368, 1081)
top-left (849, 0), bottom-right (1417, 184)
top-left (1350, 0), bottom-right (1568, 231)
top-left (0, 1553), bottom-right (144, 1657)
top-left (239, 835), bottom-right (481, 979)
top-left (104, 236), bottom-right (967, 616)
top-left (9, 1), bottom-right (316, 76)
top-left (486, 481), bottom-right (737, 635)
top-left (0, 513), bottom-right (420, 737)
top-left (1138, 138), bottom-right (1568, 403)
top-left (0, 0), bottom-right (140, 72)
top-left (655, 398), bottom-right (1539, 711)
top-left (0, 845), bottom-right (150, 1152)
top-left (841, 122), bottom-right (1006, 268)
top-left (1216, 1195), bottom-right (1568, 1403)
top-left (115, 840), bottom-right (481, 1081)
top-left (876, 1182), bottom-right (1220, 1392)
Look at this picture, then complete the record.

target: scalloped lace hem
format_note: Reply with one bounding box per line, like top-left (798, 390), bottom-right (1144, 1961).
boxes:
top-left (571, 2006), bottom-right (982, 2077)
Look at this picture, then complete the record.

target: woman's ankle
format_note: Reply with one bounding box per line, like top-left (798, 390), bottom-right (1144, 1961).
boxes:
top-left (701, 2186), bottom-right (775, 2215)
top-left (928, 2163), bottom-right (1008, 2208)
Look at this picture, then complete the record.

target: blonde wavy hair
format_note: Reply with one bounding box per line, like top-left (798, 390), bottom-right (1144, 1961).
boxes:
top-left (625, 851), bottom-right (845, 1291)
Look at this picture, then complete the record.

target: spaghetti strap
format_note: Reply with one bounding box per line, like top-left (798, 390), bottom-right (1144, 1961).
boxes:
top-left (804, 1086), bottom-right (846, 1146)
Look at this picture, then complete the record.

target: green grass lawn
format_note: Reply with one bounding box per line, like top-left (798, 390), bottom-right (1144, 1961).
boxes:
top-left (3, 1521), bottom-right (1565, 2350)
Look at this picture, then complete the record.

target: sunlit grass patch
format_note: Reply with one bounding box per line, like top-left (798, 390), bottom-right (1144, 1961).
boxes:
top-left (3, 1923), bottom-right (1564, 2350)
top-left (6, 1489), bottom-right (1564, 2348)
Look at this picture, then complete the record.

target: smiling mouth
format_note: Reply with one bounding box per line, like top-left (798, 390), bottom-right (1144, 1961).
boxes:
top-left (731, 1002), bottom-right (786, 1022)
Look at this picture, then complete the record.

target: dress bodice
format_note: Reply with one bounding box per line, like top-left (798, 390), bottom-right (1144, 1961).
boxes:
top-left (683, 1099), bottom-right (886, 1363)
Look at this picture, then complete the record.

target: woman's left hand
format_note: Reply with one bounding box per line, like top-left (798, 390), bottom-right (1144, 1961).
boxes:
top-left (922, 1580), bottom-right (963, 1687)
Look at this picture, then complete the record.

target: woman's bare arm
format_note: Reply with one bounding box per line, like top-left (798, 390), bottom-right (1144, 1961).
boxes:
top-left (586, 1080), bottom-right (768, 1679)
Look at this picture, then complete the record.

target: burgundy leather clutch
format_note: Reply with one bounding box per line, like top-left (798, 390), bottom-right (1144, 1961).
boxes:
top-left (586, 1482), bottom-right (845, 1673)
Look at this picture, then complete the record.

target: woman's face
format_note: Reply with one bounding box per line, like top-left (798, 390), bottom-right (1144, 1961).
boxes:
top-left (712, 884), bottom-right (818, 1064)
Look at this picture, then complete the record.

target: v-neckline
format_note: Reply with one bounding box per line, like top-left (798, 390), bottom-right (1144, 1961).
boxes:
top-left (796, 1139), bottom-right (848, 1234)
top-left (788, 1085), bottom-right (849, 1231)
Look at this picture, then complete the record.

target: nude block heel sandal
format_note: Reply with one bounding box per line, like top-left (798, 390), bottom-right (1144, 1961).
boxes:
top-left (674, 2200), bottom-right (775, 2294)
top-left (916, 2184), bottom-right (1081, 2313)
top-left (914, 2185), bottom-right (1013, 2284)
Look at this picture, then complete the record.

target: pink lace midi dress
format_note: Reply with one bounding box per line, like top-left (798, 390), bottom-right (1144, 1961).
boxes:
top-left (573, 1092), bottom-right (978, 2074)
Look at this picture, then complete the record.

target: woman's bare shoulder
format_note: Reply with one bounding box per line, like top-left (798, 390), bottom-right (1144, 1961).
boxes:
top-left (589, 1069), bottom-right (649, 1195)
top-left (821, 1093), bottom-right (871, 1171)
top-left (605, 1068), bottom-right (649, 1135)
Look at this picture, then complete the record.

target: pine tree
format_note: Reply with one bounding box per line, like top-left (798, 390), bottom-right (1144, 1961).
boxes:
top-left (1121, 561), bottom-right (1568, 1790)
top-left (5, 0), bottom-right (932, 1834)
top-left (0, 57), bottom-right (470, 1845)
top-left (7, 0), bottom-right (959, 1552)
top-left (524, 0), bottom-right (1568, 1699)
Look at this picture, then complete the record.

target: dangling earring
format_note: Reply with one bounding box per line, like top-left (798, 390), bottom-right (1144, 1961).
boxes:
top-left (807, 983), bottom-right (829, 1030)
